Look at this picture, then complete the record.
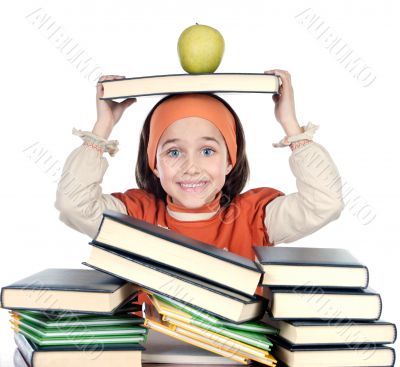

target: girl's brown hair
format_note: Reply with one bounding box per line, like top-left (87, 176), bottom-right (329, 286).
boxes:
top-left (135, 93), bottom-right (250, 208)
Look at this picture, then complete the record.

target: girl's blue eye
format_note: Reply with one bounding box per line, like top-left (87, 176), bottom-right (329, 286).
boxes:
top-left (167, 149), bottom-right (180, 158)
top-left (202, 148), bottom-right (215, 156)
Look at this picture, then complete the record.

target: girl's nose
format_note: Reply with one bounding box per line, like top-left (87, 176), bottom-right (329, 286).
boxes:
top-left (181, 155), bottom-right (201, 175)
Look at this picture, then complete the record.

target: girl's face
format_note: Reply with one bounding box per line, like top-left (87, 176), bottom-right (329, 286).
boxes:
top-left (153, 117), bottom-right (233, 209)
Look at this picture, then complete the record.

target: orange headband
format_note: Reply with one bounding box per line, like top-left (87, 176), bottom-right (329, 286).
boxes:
top-left (147, 93), bottom-right (237, 171)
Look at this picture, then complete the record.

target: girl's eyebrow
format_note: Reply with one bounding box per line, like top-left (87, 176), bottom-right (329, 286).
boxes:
top-left (162, 137), bottom-right (220, 148)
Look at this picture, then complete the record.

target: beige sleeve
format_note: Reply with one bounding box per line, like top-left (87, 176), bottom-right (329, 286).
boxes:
top-left (265, 125), bottom-right (345, 244)
top-left (54, 129), bottom-right (127, 239)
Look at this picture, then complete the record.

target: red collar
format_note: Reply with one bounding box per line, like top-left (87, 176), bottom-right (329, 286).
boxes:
top-left (166, 191), bottom-right (222, 213)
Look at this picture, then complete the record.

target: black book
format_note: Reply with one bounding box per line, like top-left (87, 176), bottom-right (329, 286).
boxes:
top-left (264, 286), bottom-right (382, 321)
top-left (262, 314), bottom-right (397, 345)
top-left (1, 268), bottom-right (138, 314)
top-left (254, 246), bottom-right (369, 288)
top-left (14, 332), bottom-right (144, 367)
top-left (270, 334), bottom-right (396, 367)
top-left (83, 243), bottom-right (266, 323)
top-left (90, 209), bottom-right (262, 296)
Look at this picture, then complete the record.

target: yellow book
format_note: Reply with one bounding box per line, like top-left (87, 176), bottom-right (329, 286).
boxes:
top-left (164, 316), bottom-right (277, 367)
top-left (148, 293), bottom-right (194, 320)
top-left (161, 314), bottom-right (266, 357)
top-left (143, 316), bottom-right (250, 365)
top-left (144, 300), bottom-right (277, 366)
top-left (147, 293), bottom-right (274, 351)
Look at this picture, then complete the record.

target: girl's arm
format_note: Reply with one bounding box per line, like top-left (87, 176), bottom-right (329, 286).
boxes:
top-left (55, 75), bottom-right (136, 238)
top-left (262, 69), bottom-right (344, 244)
top-left (55, 132), bottom-right (128, 238)
top-left (264, 130), bottom-right (344, 244)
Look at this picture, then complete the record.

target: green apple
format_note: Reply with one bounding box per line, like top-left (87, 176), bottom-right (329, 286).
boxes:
top-left (177, 23), bottom-right (225, 74)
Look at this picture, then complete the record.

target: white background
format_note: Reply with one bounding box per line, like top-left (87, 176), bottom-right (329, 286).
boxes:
top-left (1, 0), bottom-right (399, 365)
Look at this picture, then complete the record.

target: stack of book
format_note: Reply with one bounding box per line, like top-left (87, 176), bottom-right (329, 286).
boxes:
top-left (1, 268), bottom-right (147, 367)
top-left (254, 246), bottom-right (397, 367)
top-left (142, 289), bottom-right (278, 365)
top-left (83, 210), bottom-right (268, 323)
top-left (81, 209), bottom-right (280, 363)
top-left (6, 206), bottom-right (396, 366)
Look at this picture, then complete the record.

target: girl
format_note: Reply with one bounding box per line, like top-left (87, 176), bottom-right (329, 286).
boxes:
top-left (55, 70), bottom-right (344, 261)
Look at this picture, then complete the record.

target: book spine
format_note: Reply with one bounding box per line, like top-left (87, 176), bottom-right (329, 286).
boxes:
top-left (392, 323), bottom-right (398, 343)
top-left (364, 266), bottom-right (370, 289)
top-left (0, 288), bottom-right (3, 306)
top-left (386, 346), bottom-right (396, 367)
top-left (13, 332), bottom-right (35, 367)
top-left (376, 293), bottom-right (383, 320)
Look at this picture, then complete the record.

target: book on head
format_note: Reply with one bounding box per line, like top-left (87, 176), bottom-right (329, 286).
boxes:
top-left (99, 72), bottom-right (280, 99)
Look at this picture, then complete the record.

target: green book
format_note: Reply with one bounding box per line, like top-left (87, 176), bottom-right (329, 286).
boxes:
top-left (150, 293), bottom-right (275, 351)
top-left (21, 310), bottom-right (97, 319)
top-left (21, 302), bottom-right (141, 319)
top-left (153, 292), bottom-right (277, 333)
top-left (13, 310), bottom-right (144, 328)
top-left (15, 326), bottom-right (147, 347)
top-left (183, 318), bottom-right (273, 351)
top-left (13, 318), bottom-right (147, 338)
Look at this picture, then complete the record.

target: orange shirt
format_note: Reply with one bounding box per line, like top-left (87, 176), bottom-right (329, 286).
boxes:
top-left (111, 187), bottom-right (284, 261)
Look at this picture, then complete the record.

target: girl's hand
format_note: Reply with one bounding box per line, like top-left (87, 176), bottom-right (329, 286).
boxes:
top-left (264, 69), bottom-right (302, 136)
top-left (93, 75), bottom-right (137, 139)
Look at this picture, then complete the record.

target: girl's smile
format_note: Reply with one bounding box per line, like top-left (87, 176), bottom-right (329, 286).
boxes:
top-left (177, 180), bottom-right (209, 192)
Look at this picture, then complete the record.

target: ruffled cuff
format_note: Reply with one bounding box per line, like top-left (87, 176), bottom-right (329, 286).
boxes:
top-left (72, 128), bottom-right (119, 157)
top-left (272, 122), bottom-right (319, 148)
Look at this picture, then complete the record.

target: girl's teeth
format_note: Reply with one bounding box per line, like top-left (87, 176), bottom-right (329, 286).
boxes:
top-left (181, 183), bottom-right (205, 187)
